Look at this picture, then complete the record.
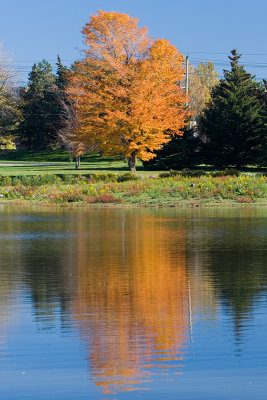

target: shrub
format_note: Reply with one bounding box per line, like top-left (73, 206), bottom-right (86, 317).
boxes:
top-left (167, 169), bottom-right (180, 177)
top-left (159, 169), bottom-right (208, 178)
top-left (158, 172), bottom-right (171, 178)
top-left (210, 168), bottom-right (240, 177)
top-left (0, 176), bottom-right (12, 186)
top-left (86, 193), bottom-right (122, 203)
top-left (49, 189), bottom-right (84, 203)
top-left (60, 174), bottom-right (75, 183)
top-left (12, 177), bottom-right (21, 186)
top-left (116, 172), bottom-right (139, 182)
top-left (87, 196), bottom-right (99, 203)
top-left (180, 169), bottom-right (207, 177)
top-left (237, 196), bottom-right (253, 203)
top-left (87, 173), bottom-right (117, 183)
top-left (14, 175), bottom-right (60, 186)
top-left (99, 193), bottom-right (122, 203)
top-left (223, 168), bottom-right (240, 176)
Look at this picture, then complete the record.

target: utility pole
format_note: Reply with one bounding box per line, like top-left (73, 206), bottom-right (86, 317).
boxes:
top-left (185, 55), bottom-right (189, 106)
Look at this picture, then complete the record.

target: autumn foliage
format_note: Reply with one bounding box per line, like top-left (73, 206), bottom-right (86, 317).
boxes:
top-left (67, 11), bottom-right (189, 171)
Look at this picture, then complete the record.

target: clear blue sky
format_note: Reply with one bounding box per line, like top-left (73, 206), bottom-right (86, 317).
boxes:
top-left (1, 0), bottom-right (267, 84)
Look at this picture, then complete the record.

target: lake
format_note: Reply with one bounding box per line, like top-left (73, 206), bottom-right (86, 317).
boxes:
top-left (0, 205), bottom-right (266, 399)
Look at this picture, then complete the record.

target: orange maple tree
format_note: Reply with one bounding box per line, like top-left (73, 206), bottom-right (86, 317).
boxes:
top-left (67, 10), bottom-right (189, 172)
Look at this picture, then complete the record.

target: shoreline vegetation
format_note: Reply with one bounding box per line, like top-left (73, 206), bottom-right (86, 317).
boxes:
top-left (0, 171), bottom-right (266, 208)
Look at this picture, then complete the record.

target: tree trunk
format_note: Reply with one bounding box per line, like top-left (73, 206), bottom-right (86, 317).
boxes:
top-left (75, 156), bottom-right (80, 170)
top-left (127, 153), bottom-right (136, 173)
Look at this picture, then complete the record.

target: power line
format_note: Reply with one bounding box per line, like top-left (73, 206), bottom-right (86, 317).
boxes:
top-left (2, 53), bottom-right (266, 86)
top-left (0, 59), bottom-right (73, 63)
top-left (2, 52), bottom-right (267, 65)
top-left (190, 58), bottom-right (267, 65)
top-left (182, 51), bottom-right (267, 56)
top-left (4, 52), bottom-right (267, 63)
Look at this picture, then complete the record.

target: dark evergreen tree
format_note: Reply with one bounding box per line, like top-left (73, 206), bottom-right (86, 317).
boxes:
top-left (199, 50), bottom-right (266, 168)
top-left (19, 60), bottom-right (62, 150)
top-left (55, 55), bottom-right (69, 91)
top-left (260, 79), bottom-right (267, 105)
top-left (55, 56), bottom-right (72, 143)
top-left (143, 127), bottom-right (203, 170)
top-left (256, 80), bottom-right (267, 165)
top-left (0, 88), bottom-right (19, 142)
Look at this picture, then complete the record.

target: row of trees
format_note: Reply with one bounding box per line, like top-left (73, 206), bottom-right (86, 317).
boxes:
top-left (0, 11), bottom-right (266, 170)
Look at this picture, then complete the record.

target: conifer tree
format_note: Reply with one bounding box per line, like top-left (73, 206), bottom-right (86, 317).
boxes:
top-left (258, 79), bottom-right (267, 113)
top-left (55, 55), bottom-right (72, 139)
top-left (55, 55), bottom-right (69, 90)
top-left (199, 50), bottom-right (266, 168)
top-left (143, 127), bottom-right (202, 170)
top-left (19, 60), bottom-right (61, 150)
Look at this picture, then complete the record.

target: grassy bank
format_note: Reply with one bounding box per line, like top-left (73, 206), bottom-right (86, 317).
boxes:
top-left (0, 173), bottom-right (266, 207)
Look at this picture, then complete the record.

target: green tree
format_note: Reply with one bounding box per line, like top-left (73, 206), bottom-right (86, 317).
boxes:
top-left (256, 80), bottom-right (267, 165)
top-left (199, 50), bottom-right (266, 168)
top-left (262, 79), bottom-right (267, 105)
top-left (189, 61), bottom-right (218, 119)
top-left (0, 44), bottom-right (18, 148)
top-left (55, 55), bottom-right (69, 90)
top-left (143, 127), bottom-right (202, 170)
top-left (19, 60), bottom-right (62, 150)
top-left (0, 90), bottom-right (18, 149)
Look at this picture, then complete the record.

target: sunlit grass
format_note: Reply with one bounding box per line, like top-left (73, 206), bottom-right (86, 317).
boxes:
top-left (0, 174), bottom-right (266, 206)
top-left (0, 151), bottom-right (149, 176)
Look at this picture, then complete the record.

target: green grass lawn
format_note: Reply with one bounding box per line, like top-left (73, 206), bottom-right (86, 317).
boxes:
top-left (0, 149), bottom-right (266, 177)
top-left (0, 149), bottom-right (70, 162)
top-left (0, 150), bottom-right (152, 176)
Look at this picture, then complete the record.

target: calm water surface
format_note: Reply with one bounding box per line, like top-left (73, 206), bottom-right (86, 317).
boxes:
top-left (0, 205), bottom-right (266, 399)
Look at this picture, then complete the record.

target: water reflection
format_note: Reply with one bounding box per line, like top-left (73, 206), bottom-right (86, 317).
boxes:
top-left (185, 210), bottom-right (267, 342)
top-left (0, 206), bottom-right (266, 398)
top-left (71, 214), bottom-right (191, 393)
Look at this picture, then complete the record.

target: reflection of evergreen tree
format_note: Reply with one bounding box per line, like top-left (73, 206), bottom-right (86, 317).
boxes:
top-left (208, 251), bottom-right (267, 336)
top-left (23, 248), bottom-right (67, 328)
top-left (186, 212), bottom-right (267, 339)
top-left (0, 209), bottom-right (78, 330)
top-left (23, 243), bottom-right (77, 329)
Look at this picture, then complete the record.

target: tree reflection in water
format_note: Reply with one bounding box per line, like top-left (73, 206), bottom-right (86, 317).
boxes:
top-left (71, 212), bottom-right (218, 394)
top-left (0, 207), bottom-right (266, 397)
